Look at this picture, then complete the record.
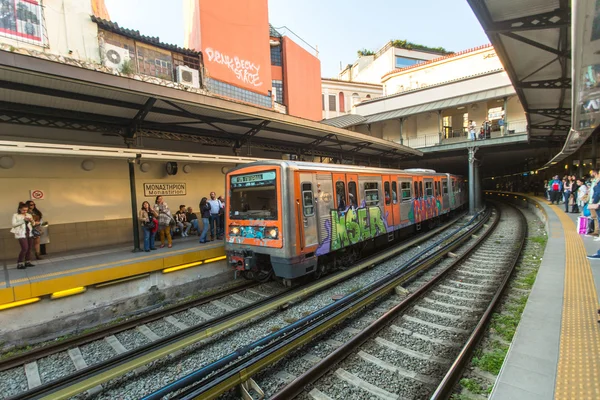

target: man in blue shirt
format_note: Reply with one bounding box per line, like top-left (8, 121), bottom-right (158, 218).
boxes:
top-left (208, 191), bottom-right (223, 240)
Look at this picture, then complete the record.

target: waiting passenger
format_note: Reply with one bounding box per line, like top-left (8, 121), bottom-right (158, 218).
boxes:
top-left (11, 202), bottom-right (35, 269)
top-left (186, 207), bottom-right (199, 235)
top-left (199, 197), bottom-right (211, 243)
top-left (577, 178), bottom-right (588, 214)
top-left (349, 192), bottom-right (358, 209)
top-left (139, 201), bottom-right (158, 252)
top-left (26, 200), bottom-right (44, 260)
top-left (218, 196), bottom-right (226, 237)
top-left (154, 196), bottom-right (173, 248)
top-left (175, 205), bottom-right (191, 237)
top-left (208, 192), bottom-right (223, 241)
top-left (549, 175), bottom-right (563, 205)
top-left (587, 170), bottom-right (600, 238)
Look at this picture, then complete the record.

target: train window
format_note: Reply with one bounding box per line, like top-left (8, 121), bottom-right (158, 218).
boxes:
top-left (364, 182), bottom-right (379, 206)
top-left (384, 182), bottom-right (391, 205)
top-left (336, 181), bottom-right (347, 211)
top-left (348, 181), bottom-right (358, 208)
top-left (230, 170), bottom-right (278, 220)
top-left (302, 183), bottom-right (314, 216)
top-left (401, 182), bottom-right (411, 201)
top-left (442, 181), bottom-right (448, 194)
top-left (391, 182), bottom-right (398, 204)
top-left (419, 182), bottom-right (423, 198)
top-left (425, 181), bottom-right (433, 197)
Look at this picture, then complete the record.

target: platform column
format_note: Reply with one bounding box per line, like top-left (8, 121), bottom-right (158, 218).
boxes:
top-left (474, 160), bottom-right (482, 211)
top-left (468, 146), bottom-right (478, 215)
top-left (128, 159), bottom-right (141, 252)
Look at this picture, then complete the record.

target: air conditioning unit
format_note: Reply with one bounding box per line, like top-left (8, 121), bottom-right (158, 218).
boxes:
top-left (103, 44), bottom-right (130, 71)
top-left (176, 65), bottom-right (200, 88)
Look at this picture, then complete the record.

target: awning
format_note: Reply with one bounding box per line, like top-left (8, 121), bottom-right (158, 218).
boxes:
top-left (321, 114), bottom-right (367, 129)
top-left (467, 0), bottom-right (572, 142)
top-left (0, 50), bottom-right (422, 164)
top-left (362, 86), bottom-right (515, 124)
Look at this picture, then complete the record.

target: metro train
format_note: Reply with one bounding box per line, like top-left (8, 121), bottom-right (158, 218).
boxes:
top-left (225, 161), bottom-right (467, 282)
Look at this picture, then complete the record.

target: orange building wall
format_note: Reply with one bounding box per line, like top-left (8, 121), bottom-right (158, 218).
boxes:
top-left (91, 0), bottom-right (110, 20)
top-left (282, 37), bottom-right (322, 121)
top-left (196, 0), bottom-right (272, 96)
top-left (271, 66), bottom-right (282, 81)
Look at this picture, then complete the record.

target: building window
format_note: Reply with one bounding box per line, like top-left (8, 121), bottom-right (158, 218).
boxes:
top-left (272, 80), bottom-right (283, 104)
top-left (351, 93), bottom-right (360, 106)
top-left (206, 78), bottom-right (272, 108)
top-left (339, 92), bottom-right (345, 113)
top-left (0, 0), bottom-right (44, 46)
top-left (137, 45), bottom-right (174, 80)
top-left (322, 94), bottom-right (325, 111)
top-left (366, 94), bottom-right (371, 99)
top-left (328, 94), bottom-right (336, 111)
top-left (270, 44), bottom-right (282, 66)
top-left (395, 56), bottom-right (423, 69)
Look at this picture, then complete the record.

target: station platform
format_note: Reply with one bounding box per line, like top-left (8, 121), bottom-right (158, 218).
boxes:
top-left (486, 192), bottom-right (600, 400)
top-left (0, 236), bottom-right (225, 308)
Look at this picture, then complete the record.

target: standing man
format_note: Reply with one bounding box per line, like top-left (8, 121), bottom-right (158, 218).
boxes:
top-left (549, 175), bottom-right (563, 205)
top-left (218, 195), bottom-right (225, 238)
top-left (208, 192), bottom-right (223, 240)
top-left (587, 169), bottom-right (600, 238)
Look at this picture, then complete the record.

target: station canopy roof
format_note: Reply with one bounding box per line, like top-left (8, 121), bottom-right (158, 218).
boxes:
top-left (468, 0), bottom-right (572, 143)
top-left (0, 51), bottom-right (421, 164)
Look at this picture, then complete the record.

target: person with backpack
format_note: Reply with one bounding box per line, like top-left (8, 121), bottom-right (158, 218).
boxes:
top-left (549, 175), bottom-right (563, 205)
top-left (587, 170), bottom-right (600, 238)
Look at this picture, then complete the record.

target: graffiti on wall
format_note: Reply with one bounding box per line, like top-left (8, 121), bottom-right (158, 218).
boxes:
top-left (205, 47), bottom-right (263, 87)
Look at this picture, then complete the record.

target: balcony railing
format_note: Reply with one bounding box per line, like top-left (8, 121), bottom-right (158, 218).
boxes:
top-left (397, 119), bottom-right (529, 149)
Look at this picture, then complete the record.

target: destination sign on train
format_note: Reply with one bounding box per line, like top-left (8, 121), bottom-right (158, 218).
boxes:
top-left (231, 171), bottom-right (276, 185)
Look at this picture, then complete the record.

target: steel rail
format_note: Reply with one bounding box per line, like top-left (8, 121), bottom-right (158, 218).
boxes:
top-left (430, 202), bottom-right (528, 399)
top-left (158, 208), bottom-right (493, 400)
top-left (0, 281), bottom-right (256, 373)
top-left (15, 212), bottom-right (466, 400)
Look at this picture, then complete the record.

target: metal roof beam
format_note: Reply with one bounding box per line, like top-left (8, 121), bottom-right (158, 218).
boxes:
top-left (502, 32), bottom-right (570, 58)
top-left (530, 124), bottom-right (570, 131)
top-left (517, 78), bottom-right (571, 89)
top-left (529, 108), bottom-right (572, 116)
top-left (485, 9), bottom-right (570, 33)
top-left (127, 97), bottom-right (157, 139)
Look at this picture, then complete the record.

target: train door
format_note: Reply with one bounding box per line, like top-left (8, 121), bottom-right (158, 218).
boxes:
top-left (413, 176), bottom-right (424, 223)
top-left (347, 174), bottom-right (359, 209)
top-left (333, 173), bottom-right (347, 212)
top-left (391, 178), bottom-right (401, 226)
top-left (382, 175), bottom-right (394, 228)
top-left (442, 176), bottom-right (449, 210)
top-left (298, 173), bottom-right (318, 249)
top-left (433, 177), bottom-right (442, 215)
top-left (399, 178), bottom-right (412, 221)
top-left (424, 178), bottom-right (434, 219)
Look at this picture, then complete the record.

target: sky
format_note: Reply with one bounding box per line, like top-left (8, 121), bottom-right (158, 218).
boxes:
top-left (104, 0), bottom-right (489, 78)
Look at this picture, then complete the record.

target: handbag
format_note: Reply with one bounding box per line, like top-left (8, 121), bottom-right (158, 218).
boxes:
top-left (584, 203), bottom-right (591, 217)
top-left (32, 227), bottom-right (42, 237)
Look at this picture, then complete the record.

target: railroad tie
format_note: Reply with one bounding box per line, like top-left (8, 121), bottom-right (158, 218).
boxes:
top-left (431, 290), bottom-right (484, 302)
top-left (358, 350), bottom-right (437, 386)
top-left (413, 305), bottom-right (474, 321)
top-left (24, 362), bottom-right (42, 390)
top-left (246, 289), bottom-right (270, 298)
top-left (309, 388), bottom-right (335, 400)
top-left (437, 284), bottom-right (488, 295)
top-left (302, 353), bottom-right (322, 364)
top-left (211, 300), bottom-right (236, 312)
top-left (389, 325), bottom-right (461, 348)
top-left (137, 324), bottom-right (161, 342)
top-left (325, 339), bottom-right (344, 348)
top-left (335, 368), bottom-right (400, 400)
top-left (401, 315), bottom-right (469, 335)
top-left (189, 307), bottom-right (214, 320)
top-left (422, 296), bottom-right (484, 312)
top-left (275, 370), bottom-right (296, 384)
top-left (230, 293), bottom-right (254, 305)
top-left (343, 327), bottom-right (361, 335)
top-left (375, 336), bottom-right (451, 365)
top-left (105, 335), bottom-right (128, 354)
top-left (67, 348), bottom-right (102, 396)
top-left (164, 316), bottom-right (189, 330)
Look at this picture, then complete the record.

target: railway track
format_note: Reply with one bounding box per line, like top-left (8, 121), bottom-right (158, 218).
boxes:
top-left (255, 202), bottom-right (525, 400)
top-left (1, 213), bottom-right (469, 400)
top-left (142, 202), bottom-right (525, 400)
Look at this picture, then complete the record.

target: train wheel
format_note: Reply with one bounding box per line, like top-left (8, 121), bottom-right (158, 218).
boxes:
top-left (255, 269), bottom-right (273, 283)
top-left (313, 262), bottom-right (327, 280)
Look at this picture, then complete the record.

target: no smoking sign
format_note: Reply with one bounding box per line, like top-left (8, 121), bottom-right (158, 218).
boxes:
top-left (30, 189), bottom-right (45, 200)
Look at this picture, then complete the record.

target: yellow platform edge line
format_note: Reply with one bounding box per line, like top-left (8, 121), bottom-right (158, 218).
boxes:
top-left (0, 247), bottom-right (226, 308)
top-left (549, 203), bottom-right (600, 400)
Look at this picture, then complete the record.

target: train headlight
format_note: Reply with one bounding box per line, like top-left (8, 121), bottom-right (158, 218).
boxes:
top-left (268, 228), bottom-right (278, 239)
top-left (230, 227), bottom-right (240, 236)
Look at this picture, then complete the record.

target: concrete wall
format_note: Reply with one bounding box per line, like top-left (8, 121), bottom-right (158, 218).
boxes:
top-left (321, 80), bottom-right (383, 119)
top-left (0, 0), bottom-right (100, 62)
top-left (0, 154), bottom-right (229, 260)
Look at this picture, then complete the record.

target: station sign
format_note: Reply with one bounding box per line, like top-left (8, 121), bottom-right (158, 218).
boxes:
top-left (144, 183), bottom-right (186, 196)
top-left (230, 171), bottom-right (276, 188)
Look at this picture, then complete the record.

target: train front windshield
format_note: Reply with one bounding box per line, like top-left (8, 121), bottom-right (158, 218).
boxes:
top-left (229, 170), bottom-right (278, 220)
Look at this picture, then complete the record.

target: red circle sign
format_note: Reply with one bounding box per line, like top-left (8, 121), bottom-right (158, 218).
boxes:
top-left (31, 190), bottom-right (44, 200)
